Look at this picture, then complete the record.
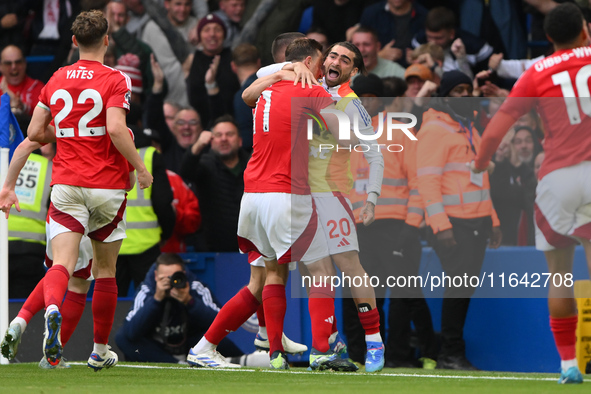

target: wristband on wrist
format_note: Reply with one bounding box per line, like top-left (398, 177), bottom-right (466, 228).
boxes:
top-left (205, 81), bottom-right (218, 90)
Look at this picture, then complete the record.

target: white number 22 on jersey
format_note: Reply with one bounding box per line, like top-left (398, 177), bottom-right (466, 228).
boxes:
top-left (51, 89), bottom-right (106, 137)
top-left (552, 65), bottom-right (591, 125)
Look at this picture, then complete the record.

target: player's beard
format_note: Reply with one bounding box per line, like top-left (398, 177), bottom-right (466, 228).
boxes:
top-left (324, 66), bottom-right (351, 88)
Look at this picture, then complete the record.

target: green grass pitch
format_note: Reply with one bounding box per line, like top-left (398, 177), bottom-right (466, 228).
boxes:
top-left (2, 362), bottom-right (590, 393)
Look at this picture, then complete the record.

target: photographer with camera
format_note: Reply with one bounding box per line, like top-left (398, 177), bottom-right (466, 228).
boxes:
top-left (116, 253), bottom-right (244, 364)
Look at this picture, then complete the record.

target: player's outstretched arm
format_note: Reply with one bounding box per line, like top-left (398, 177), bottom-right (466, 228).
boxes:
top-left (353, 103), bottom-right (384, 218)
top-left (256, 62), bottom-right (290, 78)
top-left (242, 70), bottom-right (294, 107)
top-left (472, 110), bottom-right (518, 173)
top-left (106, 107), bottom-right (153, 189)
top-left (321, 102), bottom-right (362, 148)
top-left (0, 138), bottom-right (43, 218)
top-left (27, 105), bottom-right (54, 143)
top-left (257, 61), bottom-right (317, 88)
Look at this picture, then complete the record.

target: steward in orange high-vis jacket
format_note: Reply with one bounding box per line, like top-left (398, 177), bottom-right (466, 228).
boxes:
top-left (348, 80), bottom-right (437, 368)
top-left (416, 70), bottom-right (501, 371)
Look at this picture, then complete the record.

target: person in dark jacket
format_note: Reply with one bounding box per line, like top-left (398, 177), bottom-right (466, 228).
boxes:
top-left (116, 253), bottom-right (243, 363)
top-left (231, 43), bottom-right (260, 153)
top-left (181, 115), bottom-right (249, 251)
top-left (311, 0), bottom-right (370, 45)
top-left (490, 126), bottom-right (538, 246)
top-left (358, 0), bottom-right (428, 66)
top-left (186, 14), bottom-right (240, 129)
top-left (411, 6), bottom-right (493, 78)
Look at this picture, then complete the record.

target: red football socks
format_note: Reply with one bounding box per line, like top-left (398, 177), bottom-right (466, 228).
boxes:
top-left (43, 265), bottom-right (70, 308)
top-left (61, 291), bottom-right (87, 346)
top-left (18, 278), bottom-right (45, 323)
top-left (92, 278), bottom-right (118, 344)
top-left (550, 315), bottom-right (578, 361)
top-left (205, 287), bottom-right (260, 345)
top-left (359, 307), bottom-right (380, 335)
top-left (308, 285), bottom-right (335, 353)
top-left (257, 303), bottom-right (266, 328)
top-left (262, 284), bottom-right (286, 354)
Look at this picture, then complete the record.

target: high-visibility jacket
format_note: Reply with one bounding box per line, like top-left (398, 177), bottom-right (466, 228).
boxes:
top-left (309, 83), bottom-right (357, 194)
top-left (120, 146), bottom-right (161, 255)
top-left (8, 153), bottom-right (51, 244)
top-left (417, 108), bottom-right (500, 234)
top-left (350, 114), bottom-right (423, 227)
top-left (309, 81), bottom-right (383, 201)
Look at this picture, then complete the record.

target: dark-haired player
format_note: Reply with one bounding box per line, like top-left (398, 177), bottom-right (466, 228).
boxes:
top-left (252, 41), bottom-right (386, 372)
top-left (472, 3), bottom-right (591, 384)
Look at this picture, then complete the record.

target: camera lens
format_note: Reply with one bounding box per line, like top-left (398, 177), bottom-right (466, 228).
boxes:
top-left (169, 271), bottom-right (187, 289)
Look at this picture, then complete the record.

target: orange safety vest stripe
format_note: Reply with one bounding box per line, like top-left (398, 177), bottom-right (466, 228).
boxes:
top-left (350, 114), bottom-right (423, 226)
top-left (417, 109), bottom-right (499, 233)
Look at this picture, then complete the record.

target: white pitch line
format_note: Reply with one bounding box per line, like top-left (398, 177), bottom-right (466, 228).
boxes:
top-left (258, 369), bottom-right (566, 381)
top-left (69, 362), bottom-right (251, 372)
top-left (68, 362), bottom-right (587, 382)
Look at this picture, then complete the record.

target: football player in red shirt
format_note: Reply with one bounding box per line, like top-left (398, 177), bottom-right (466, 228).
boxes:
top-left (185, 37), bottom-right (319, 370)
top-left (27, 10), bottom-right (153, 370)
top-left (472, 3), bottom-right (591, 384)
top-left (235, 39), bottom-right (335, 369)
top-left (249, 41), bottom-right (386, 372)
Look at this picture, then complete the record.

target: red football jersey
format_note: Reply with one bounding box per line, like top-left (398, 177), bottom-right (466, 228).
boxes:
top-left (38, 59), bottom-right (132, 189)
top-left (244, 81), bottom-right (333, 195)
top-left (497, 48), bottom-right (591, 179)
